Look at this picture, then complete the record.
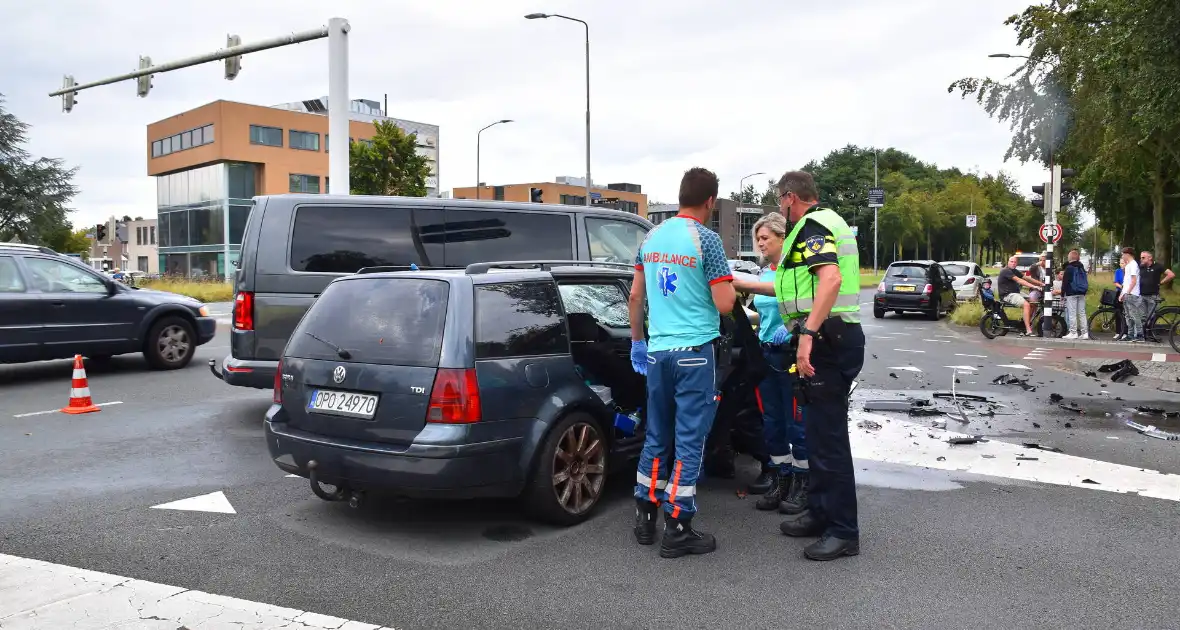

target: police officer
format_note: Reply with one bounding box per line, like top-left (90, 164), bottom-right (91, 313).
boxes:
top-left (735, 170), bottom-right (864, 561)
top-left (629, 167), bottom-right (736, 559)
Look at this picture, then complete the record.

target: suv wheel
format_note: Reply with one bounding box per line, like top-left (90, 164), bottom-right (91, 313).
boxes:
top-left (144, 316), bottom-right (196, 370)
top-left (523, 412), bottom-right (607, 526)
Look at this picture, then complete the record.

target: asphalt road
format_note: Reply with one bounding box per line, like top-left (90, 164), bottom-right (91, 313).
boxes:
top-left (3, 292), bottom-right (1180, 629)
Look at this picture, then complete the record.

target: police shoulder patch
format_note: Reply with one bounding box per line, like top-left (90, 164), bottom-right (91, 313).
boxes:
top-left (805, 235), bottom-right (825, 254)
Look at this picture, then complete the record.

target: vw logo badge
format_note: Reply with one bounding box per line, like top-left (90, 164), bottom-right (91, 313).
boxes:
top-left (332, 366), bottom-right (346, 383)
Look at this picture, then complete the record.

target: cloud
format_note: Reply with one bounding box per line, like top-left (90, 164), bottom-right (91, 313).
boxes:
top-left (0, 0), bottom-right (1045, 228)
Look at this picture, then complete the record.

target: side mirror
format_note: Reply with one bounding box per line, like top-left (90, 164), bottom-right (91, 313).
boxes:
top-left (106, 280), bottom-right (118, 296)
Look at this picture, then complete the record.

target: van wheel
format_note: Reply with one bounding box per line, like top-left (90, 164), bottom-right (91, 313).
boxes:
top-left (144, 316), bottom-right (196, 370)
top-left (523, 412), bottom-right (608, 526)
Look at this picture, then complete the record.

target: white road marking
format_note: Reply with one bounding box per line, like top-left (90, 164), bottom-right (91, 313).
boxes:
top-left (13, 401), bottom-right (123, 419)
top-left (150, 491), bottom-right (236, 514)
top-left (924, 340), bottom-right (952, 344)
top-left (894, 349), bottom-right (925, 354)
top-left (935, 335), bottom-right (958, 339)
top-left (888, 366), bottom-right (923, 372)
top-left (286, 474), bottom-right (302, 478)
top-left (996, 364), bottom-right (1033, 370)
top-left (849, 410), bottom-right (1180, 503)
top-left (956, 353), bottom-right (987, 358)
top-left (943, 365), bottom-right (978, 371)
top-left (1152, 353), bottom-right (1167, 362)
top-left (0, 553), bottom-right (395, 629)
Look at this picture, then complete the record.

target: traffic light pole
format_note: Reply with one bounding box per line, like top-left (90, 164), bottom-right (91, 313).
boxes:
top-left (1041, 165), bottom-right (1058, 337)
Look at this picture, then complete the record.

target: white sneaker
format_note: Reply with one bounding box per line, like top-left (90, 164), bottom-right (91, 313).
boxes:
top-left (1063, 332), bottom-right (1078, 339)
top-left (1080, 334), bottom-right (1091, 340)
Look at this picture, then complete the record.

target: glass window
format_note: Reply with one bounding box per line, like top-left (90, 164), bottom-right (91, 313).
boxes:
top-left (709, 211), bottom-right (720, 233)
top-left (0, 256), bottom-right (25, 293)
top-left (157, 214), bottom-right (170, 247)
top-left (288, 278), bottom-right (449, 367)
top-left (191, 127), bottom-right (203, 146)
top-left (180, 131), bottom-right (192, 150)
top-left (189, 252), bottom-right (221, 279)
top-left (558, 283), bottom-right (629, 328)
top-left (888, 265), bottom-right (928, 278)
top-left (289, 174), bottom-right (320, 194)
top-left (229, 204), bottom-right (251, 245)
top-left (228, 163), bottom-right (256, 199)
top-left (164, 253), bottom-right (189, 277)
top-left (25, 258), bottom-right (107, 294)
top-left (290, 130), bottom-right (320, 151)
top-left (289, 205), bottom-right (445, 273)
top-left (203, 124), bottom-right (214, 143)
top-left (150, 225), bottom-right (156, 245)
top-left (169, 211), bottom-right (189, 247)
top-left (152, 140), bottom-right (162, 158)
top-left (942, 264), bottom-right (971, 277)
top-left (738, 212), bottom-right (760, 253)
top-left (442, 210), bottom-right (572, 268)
top-left (475, 282), bottom-right (568, 359)
top-left (188, 207), bottom-right (225, 246)
top-left (137, 256), bottom-right (149, 273)
top-left (586, 217), bottom-right (648, 264)
top-left (250, 125), bottom-right (283, 147)
top-left (162, 136), bottom-right (172, 154)
top-left (493, 186), bottom-right (505, 201)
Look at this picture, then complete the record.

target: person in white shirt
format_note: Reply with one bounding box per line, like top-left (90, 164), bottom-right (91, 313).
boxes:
top-left (1120, 246), bottom-right (1145, 342)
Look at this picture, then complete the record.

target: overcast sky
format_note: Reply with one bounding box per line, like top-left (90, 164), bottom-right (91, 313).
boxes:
top-left (1, 0), bottom-right (1045, 228)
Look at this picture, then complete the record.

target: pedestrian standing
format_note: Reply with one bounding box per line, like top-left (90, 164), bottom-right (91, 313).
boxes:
top-left (1120, 247), bottom-right (1145, 342)
top-left (629, 167), bottom-right (736, 558)
top-left (1137, 250), bottom-right (1174, 339)
top-left (735, 170), bottom-right (864, 561)
top-left (1113, 258), bottom-right (1127, 340)
top-left (741, 212), bottom-right (810, 513)
top-left (1060, 249), bottom-right (1090, 339)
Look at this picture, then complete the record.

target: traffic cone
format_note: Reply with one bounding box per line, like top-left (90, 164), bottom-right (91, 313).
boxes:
top-left (61, 355), bottom-right (100, 414)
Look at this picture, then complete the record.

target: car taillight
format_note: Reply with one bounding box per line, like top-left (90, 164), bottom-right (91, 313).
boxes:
top-left (923, 284), bottom-right (933, 294)
top-left (426, 368), bottom-right (482, 424)
top-left (877, 282), bottom-right (885, 292)
top-left (233, 291), bottom-right (254, 331)
top-left (964, 277), bottom-right (976, 285)
top-left (273, 359), bottom-right (283, 404)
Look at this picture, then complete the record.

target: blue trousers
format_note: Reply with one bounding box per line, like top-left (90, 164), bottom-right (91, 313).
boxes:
top-left (634, 342), bottom-right (718, 519)
top-left (757, 346), bottom-right (808, 471)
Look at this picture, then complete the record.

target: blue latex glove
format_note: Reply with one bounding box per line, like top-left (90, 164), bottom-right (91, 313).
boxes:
top-left (630, 340), bottom-right (649, 375)
top-left (771, 327), bottom-right (793, 346)
top-left (409, 263), bottom-right (419, 271)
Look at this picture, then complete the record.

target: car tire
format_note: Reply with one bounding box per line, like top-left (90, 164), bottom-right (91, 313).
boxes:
top-left (927, 298), bottom-right (941, 321)
top-left (523, 412), bottom-right (608, 526)
top-left (873, 307), bottom-right (885, 319)
top-left (144, 315), bottom-right (196, 370)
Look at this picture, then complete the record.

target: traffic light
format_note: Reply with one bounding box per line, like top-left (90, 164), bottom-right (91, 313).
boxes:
top-left (136, 56), bottom-right (153, 97)
top-left (530, 187), bottom-right (543, 203)
top-left (1057, 167), bottom-right (1077, 209)
top-left (62, 75), bottom-right (77, 113)
top-left (95, 223), bottom-right (107, 243)
top-left (1031, 183), bottom-right (1048, 211)
top-left (225, 34), bottom-right (242, 80)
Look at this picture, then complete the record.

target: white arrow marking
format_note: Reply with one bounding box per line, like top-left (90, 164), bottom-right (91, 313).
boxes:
top-left (888, 366), bottom-right (923, 372)
top-left (849, 410), bottom-right (1180, 503)
top-left (955, 353), bottom-right (987, 358)
top-left (996, 364), bottom-right (1033, 370)
top-left (151, 491), bottom-right (236, 514)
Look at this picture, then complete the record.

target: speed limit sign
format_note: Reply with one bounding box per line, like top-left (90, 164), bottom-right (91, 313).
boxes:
top-left (1039, 223), bottom-right (1063, 243)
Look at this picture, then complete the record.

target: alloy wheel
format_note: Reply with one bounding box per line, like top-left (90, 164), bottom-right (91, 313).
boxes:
top-left (552, 422), bottom-right (606, 515)
top-left (158, 324), bottom-right (191, 365)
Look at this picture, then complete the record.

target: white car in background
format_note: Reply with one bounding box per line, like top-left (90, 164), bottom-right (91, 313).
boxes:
top-left (939, 261), bottom-right (986, 301)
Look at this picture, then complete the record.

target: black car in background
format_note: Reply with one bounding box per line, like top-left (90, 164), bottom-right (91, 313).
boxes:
top-left (873, 259), bottom-right (957, 320)
top-left (265, 261), bottom-right (766, 525)
top-left (0, 243), bottom-right (216, 368)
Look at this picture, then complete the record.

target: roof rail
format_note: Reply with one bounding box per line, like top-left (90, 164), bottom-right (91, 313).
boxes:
top-left (464, 260), bottom-right (634, 275)
top-left (355, 265), bottom-right (449, 274)
top-left (1, 243), bottom-right (59, 255)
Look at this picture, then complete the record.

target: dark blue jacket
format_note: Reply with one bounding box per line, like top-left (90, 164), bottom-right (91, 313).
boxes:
top-left (1062, 260), bottom-right (1087, 296)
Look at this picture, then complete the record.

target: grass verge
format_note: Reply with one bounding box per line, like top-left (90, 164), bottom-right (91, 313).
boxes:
top-left (139, 278), bottom-right (234, 303)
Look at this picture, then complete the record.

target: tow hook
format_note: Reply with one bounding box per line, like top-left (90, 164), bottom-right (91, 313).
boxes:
top-left (307, 460), bottom-right (349, 502)
top-left (347, 490), bottom-right (365, 509)
top-left (208, 359), bottom-right (223, 380)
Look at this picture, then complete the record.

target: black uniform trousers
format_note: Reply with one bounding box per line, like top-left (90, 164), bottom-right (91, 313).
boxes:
top-left (801, 320), bottom-right (865, 540)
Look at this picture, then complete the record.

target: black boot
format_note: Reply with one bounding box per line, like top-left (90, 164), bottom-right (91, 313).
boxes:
top-left (748, 463), bottom-right (775, 494)
top-left (779, 510), bottom-right (825, 538)
top-left (778, 469), bottom-right (809, 515)
top-left (755, 468), bottom-right (792, 511)
top-left (659, 514), bottom-right (717, 558)
top-left (633, 499), bottom-right (659, 546)
top-left (803, 534), bottom-right (860, 561)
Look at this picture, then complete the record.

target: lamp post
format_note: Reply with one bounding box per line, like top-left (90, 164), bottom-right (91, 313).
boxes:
top-left (526, 12), bottom-right (591, 206)
top-left (739, 172), bottom-right (765, 203)
top-left (476, 119), bottom-right (513, 200)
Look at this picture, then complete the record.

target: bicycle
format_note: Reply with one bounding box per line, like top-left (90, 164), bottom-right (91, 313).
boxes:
top-left (1088, 297), bottom-right (1180, 342)
top-left (979, 296), bottom-right (1066, 339)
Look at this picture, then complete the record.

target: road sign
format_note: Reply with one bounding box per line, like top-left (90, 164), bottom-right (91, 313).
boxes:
top-left (851, 225), bottom-right (859, 237)
top-left (966, 214), bottom-right (977, 228)
top-left (868, 187), bottom-right (885, 208)
top-left (1039, 223), bottom-right (1063, 243)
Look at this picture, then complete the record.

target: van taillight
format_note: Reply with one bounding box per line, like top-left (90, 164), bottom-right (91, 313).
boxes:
top-left (233, 291), bottom-right (254, 331)
top-left (426, 369), bottom-right (481, 424)
top-left (273, 359), bottom-right (283, 404)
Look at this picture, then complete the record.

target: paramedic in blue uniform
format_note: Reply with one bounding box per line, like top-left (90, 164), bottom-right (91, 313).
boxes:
top-left (629, 167), bottom-right (736, 559)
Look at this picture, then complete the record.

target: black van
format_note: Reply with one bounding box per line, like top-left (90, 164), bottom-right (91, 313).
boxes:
top-left (211, 195), bottom-right (653, 389)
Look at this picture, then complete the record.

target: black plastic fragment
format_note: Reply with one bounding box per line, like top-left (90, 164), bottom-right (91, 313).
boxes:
top-left (1049, 393), bottom-right (1064, 403)
top-left (1022, 442), bottom-right (1064, 453)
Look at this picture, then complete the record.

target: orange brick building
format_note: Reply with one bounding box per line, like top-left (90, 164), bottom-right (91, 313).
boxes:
top-left (452, 179), bottom-right (648, 217)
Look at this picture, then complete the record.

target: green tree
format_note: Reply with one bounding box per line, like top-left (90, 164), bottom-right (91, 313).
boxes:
top-left (0, 94), bottom-right (79, 244)
top-left (40, 226), bottom-right (91, 260)
top-left (349, 120), bottom-right (431, 196)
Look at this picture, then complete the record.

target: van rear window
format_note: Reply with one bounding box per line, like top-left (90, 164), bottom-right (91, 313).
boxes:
top-left (287, 278), bottom-right (449, 366)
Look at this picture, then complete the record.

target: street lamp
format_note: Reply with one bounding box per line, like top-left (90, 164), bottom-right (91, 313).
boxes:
top-left (476, 119), bottom-right (513, 200)
top-left (987, 53), bottom-right (1028, 59)
top-left (739, 172), bottom-right (765, 204)
top-left (526, 12), bottom-right (591, 207)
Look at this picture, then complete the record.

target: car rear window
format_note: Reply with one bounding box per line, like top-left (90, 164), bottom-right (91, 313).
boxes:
top-left (888, 265), bottom-right (927, 278)
top-left (287, 278), bottom-right (449, 366)
top-left (475, 282), bottom-right (569, 359)
top-left (942, 264), bottom-right (971, 276)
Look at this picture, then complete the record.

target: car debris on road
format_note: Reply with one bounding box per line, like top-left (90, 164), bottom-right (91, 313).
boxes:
top-left (1125, 419), bottom-right (1180, 441)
